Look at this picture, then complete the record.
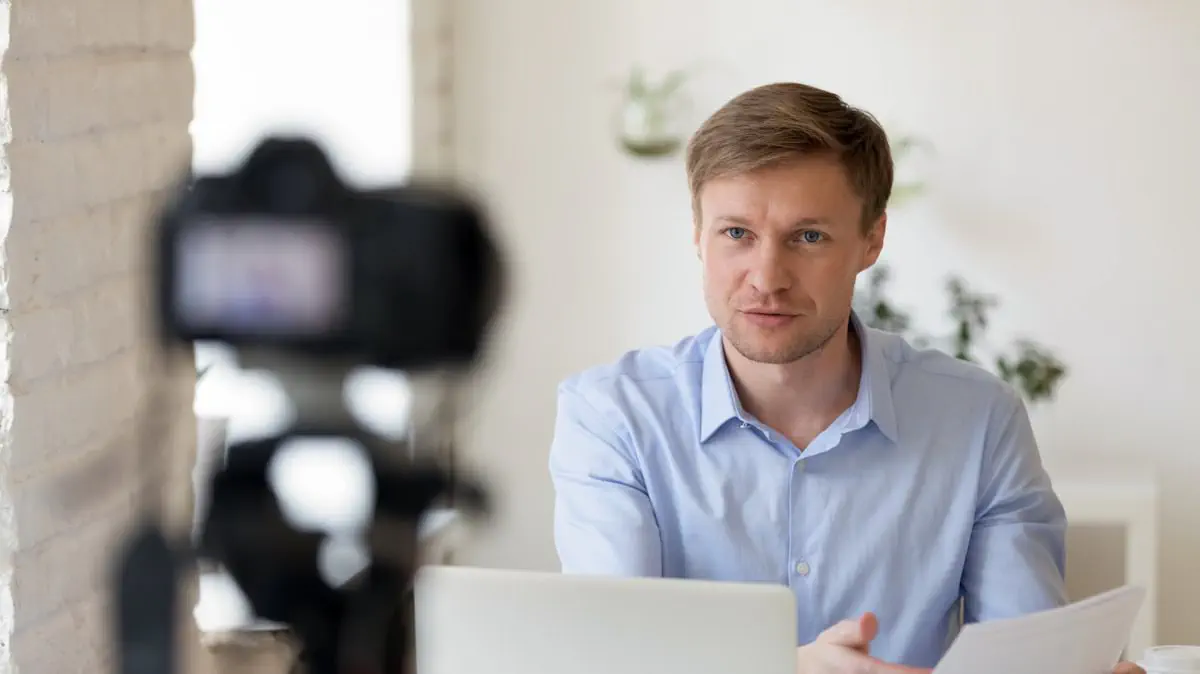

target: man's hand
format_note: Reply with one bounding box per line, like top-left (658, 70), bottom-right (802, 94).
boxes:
top-left (1112, 662), bottom-right (1145, 674)
top-left (796, 613), bottom-right (932, 674)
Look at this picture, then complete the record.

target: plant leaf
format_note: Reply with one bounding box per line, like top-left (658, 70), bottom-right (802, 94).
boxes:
top-left (627, 66), bottom-right (647, 98)
top-left (655, 69), bottom-right (688, 98)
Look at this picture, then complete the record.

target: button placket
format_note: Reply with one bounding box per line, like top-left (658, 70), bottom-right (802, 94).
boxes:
top-left (789, 456), bottom-right (812, 582)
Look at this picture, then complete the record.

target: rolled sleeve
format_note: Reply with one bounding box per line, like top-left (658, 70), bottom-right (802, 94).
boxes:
top-left (548, 383), bottom-right (663, 577)
top-left (962, 389), bottom-right (1069, 623)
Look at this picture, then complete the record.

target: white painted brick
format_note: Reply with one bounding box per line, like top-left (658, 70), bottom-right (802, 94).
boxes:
top-left (0, 0), bottom-right (202, 670)
top-left (8, 348), bottom-right (144, 477)
top-left (2, 199), bottom-right (143, 311)
top-left (9, 1), bottom-right (148, 59)
top-left (410, 0), bottom-right (458, 178)
top-left (7, 279), bottom-right (144, 385)
top-left (9, 591), bottom-right (112, 672)
top-left (5, 304), bottom-right (74, 383)
top-left (139, 0), bottom-right (196, 52)
top-left (10, 417), bottom-right (139, 548)
top-left (4, 54), bottom-right (193, 141)
top-left (11, 500), bottom-right (131, 626)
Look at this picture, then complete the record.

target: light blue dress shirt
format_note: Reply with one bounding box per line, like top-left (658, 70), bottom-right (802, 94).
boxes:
top-left (548, 314), bottom-right (1068, 668)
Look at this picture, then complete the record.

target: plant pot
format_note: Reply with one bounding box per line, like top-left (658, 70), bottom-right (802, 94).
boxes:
top-left (616, 95), bottom-right (687, 159)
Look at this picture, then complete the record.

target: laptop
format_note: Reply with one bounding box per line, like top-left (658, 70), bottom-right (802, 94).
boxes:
top-left (413, 565), bottom-right (797, 674)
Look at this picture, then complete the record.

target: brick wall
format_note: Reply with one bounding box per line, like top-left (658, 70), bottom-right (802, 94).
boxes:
top-left (0, 0), bottom-right (208, 671)
top-left (410, 0), bottom-right (457, 179)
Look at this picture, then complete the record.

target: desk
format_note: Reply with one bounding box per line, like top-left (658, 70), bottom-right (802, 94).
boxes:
top-left (1045, 460), bottom-right (1159, 658)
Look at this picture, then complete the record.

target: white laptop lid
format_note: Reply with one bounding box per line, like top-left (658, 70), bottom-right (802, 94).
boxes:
top-left (413, 565), bottom-right (797, 674)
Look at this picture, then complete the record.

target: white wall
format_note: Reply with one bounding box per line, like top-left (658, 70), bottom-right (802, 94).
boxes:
top-left (191, 0), bottom-right (412, 185)
top-left (450, 0), bottom-right (1200, 645)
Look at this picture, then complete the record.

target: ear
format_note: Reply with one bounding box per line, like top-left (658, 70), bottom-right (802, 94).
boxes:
top-left (859, 213), bottom-right (887, 272)
top-left (693, 222), bottom-right (703, 259)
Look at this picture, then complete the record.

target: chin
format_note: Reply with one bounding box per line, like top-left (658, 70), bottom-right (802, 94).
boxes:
top-left (724, 315), bottom-right (843, 365)
top-left (724, 329), bottom-right (801, 363)
top-left (733, 343), bottom-right (801, 366)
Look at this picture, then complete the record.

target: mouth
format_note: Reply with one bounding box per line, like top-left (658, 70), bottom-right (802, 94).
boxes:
top-left (738, 310), bottom-right (799, 328)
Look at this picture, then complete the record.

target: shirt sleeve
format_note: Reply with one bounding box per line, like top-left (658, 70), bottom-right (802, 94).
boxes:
top-left (961, 388), bottom-right (1069, 623)
top-left (548, 382), bottom-right (663, 577)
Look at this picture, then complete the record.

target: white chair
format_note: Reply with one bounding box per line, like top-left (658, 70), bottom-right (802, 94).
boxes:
top-left (1045, 459), bottom-right (1159, 658)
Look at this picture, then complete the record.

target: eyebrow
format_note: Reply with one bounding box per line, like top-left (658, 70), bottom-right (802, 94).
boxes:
top-left (715, 215), bottom-right (829, 227)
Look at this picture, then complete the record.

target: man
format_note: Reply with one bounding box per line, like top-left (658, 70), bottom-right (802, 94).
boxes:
top-left (548, 83), bottom-right (1144, 674)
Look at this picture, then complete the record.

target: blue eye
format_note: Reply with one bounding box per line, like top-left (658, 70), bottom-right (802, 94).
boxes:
top-left (725, 227), bottom-right (747, 240)
top-left (800, 230), bottom-right (823, 244)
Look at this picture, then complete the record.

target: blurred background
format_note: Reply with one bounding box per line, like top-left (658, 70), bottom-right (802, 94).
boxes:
top-left (0, 0), bottom-right (1195, 672)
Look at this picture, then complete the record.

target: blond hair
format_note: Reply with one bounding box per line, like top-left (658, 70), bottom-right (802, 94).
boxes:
top-left (685, 82), bottom-right (893, 231)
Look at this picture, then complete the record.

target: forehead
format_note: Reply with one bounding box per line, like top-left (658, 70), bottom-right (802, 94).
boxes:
top-left (697, 156), bottom-right (862, 225)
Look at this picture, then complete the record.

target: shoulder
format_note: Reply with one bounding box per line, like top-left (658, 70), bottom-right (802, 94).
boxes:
top-left (870, 327), bottom-right (1023, 418)
top-left (556, 327), bottom-right (715, 422)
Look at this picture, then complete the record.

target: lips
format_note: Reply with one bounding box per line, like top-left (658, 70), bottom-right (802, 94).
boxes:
top-left (739, 310), bottom-right (797, 328)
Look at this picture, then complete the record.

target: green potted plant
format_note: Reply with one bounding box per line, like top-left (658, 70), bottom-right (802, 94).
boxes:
top-left (616, 66), bottom-right (690, 159)
top-left (853, 269), bottom-right (1067, 404)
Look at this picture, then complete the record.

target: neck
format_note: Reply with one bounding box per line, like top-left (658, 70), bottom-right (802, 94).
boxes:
top-left (724, 319), bottom-right (863, 446)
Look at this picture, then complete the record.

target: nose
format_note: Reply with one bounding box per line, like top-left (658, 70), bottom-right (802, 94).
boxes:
top-left (746, 241), bottom-right (791, 294)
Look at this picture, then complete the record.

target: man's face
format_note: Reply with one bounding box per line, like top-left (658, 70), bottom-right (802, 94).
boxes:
top-left (694, 156), bottom-right (885, 365)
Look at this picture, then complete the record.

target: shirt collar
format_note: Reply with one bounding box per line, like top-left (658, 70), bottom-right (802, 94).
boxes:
top-left (698, 311), bottom-right (899, 444)
top-left (699, 330), bottom-right (744, 442)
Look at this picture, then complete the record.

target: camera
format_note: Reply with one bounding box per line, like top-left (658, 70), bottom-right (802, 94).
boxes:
top-left (155, 137), bottom-right (502, 370)
top-left (113, 137), bottom-right (504, 674)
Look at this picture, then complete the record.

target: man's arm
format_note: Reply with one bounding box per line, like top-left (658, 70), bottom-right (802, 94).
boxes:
top-left (961, 389), bottom-right (1069, 623)
top-left (548, 382), bottom-right (663, 576)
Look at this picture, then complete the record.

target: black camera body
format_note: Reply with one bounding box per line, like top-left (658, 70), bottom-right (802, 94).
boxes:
top-left (154, 137), bottom-right (503, 371)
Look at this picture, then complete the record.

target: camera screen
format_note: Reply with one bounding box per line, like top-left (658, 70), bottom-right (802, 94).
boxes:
top-left (174, 218), bottom-right (348, 338)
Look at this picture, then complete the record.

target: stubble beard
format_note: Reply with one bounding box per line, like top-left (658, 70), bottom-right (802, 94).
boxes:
top-left (724, 312), bottom-right (845, 365)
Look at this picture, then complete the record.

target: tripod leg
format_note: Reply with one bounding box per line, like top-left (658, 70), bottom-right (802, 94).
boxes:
top-left (113, 522), bottom-right (178, 674)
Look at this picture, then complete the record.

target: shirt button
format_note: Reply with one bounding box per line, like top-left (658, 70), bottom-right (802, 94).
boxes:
top-left (795, 460), bottom-right (806, 472)
top-left (795, 561), bottom-right (811, 576)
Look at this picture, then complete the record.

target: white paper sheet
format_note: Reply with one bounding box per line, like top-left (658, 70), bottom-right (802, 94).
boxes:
top-left (934, 585), bottom-right (1147, 674)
